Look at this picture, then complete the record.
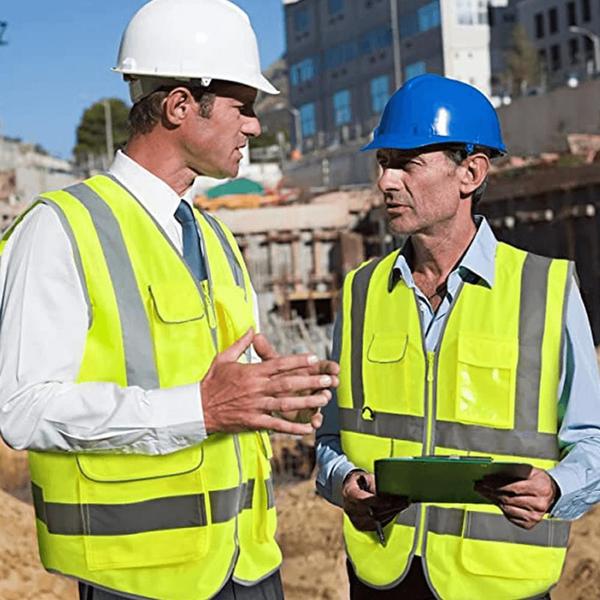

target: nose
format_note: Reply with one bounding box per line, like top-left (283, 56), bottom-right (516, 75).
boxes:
top-left (378, 168), bottom-right (404, 194)
top-left (242, 115), bottom-right (261, 139)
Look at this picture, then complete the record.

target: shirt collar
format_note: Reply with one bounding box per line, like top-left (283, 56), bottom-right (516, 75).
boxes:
top-left (389, 216), bottom-right (497, 291)
top-left (108, 150), bottom-right (192, 227)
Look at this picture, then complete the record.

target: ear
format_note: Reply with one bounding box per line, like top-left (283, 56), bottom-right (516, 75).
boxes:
top-left (459, 153), bottom-right (490, 198)
top-left (162, 87), bottom-right (195, 127)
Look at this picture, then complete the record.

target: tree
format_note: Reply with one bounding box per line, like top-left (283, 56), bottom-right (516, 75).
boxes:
top-left (73, 98), bottom-right (129, 164)
top-left (503, 24), bottom-right (542, 97)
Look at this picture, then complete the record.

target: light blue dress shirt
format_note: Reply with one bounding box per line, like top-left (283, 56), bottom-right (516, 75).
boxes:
top-left (316, 217), bottom-right (600, 520)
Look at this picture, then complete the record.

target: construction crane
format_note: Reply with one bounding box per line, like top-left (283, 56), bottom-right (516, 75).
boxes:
top-left (0, 22), bottom-right (7, 46)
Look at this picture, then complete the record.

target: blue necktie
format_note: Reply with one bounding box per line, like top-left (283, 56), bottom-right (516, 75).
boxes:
top-left (174, 201), bottom-right (207, 281)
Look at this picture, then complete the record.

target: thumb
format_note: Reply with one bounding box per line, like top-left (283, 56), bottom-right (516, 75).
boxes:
top-left (253, 333), bottom-right (279, 361)
top-left (216, 328), bottom-right (254, 364)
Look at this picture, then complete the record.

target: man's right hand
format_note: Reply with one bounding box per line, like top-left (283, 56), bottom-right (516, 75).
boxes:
top-left (342, 471), bottom-right (409, 531)
top-left (201, 329), bottom-right (335, 435)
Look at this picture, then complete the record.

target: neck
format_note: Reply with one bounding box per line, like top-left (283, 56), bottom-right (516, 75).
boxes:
top-left (125, 133), bottom-right (195, 197)
top-left (410, 213), bottom-right (477, 282)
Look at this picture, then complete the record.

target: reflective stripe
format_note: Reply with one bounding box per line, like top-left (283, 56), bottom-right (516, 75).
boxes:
top-left (40, 199), bottom-right (93, 325)
top-left (339, 407), bottom-right (423, 442)
top-left (514, 253), bottom-right (551, 433)
top-left (426, 506), bottom-right (569, 548)
top-left (435, 420), bottom-right (559, 460)
top-left (395, 503), bottom-right (418, 527)
top-left (32, 478), bottom-right (273, 536)
top-left (202, 212), bottom-right (245, 291)
top-left (65, 182), bottom-right (159, 389)
top-left (350, 258), bottom-right (385, 410)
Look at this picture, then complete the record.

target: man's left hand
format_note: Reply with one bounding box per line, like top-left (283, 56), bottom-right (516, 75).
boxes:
top-left (474, 467), bottom-right (559, 530)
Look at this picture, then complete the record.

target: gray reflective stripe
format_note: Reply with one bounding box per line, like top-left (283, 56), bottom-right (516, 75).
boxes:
top-left (514, 253), bottom-right (551, 433)
top-left (395, 503), bottom-right (418, 527)
top-left (427, 506), bottom-right (570, 548)
top-left (65, 182), bottom-right (159, 389)
top-left (339, 407), bottom-right (423, 441)
top-left (33, 482), bottom-right (206, 536)
top-left (427, 506), bottom-right (463, 536)
top-left (350, 258), bottom-right (385, 410)
top-left (40, 198), bottom-right (92, 326)
top-left (33, 478), bottom-right (273, 536)
top-left (202, 212), bottom-right (245, 291)
top-left (435, 420), bottom-right (559, 460)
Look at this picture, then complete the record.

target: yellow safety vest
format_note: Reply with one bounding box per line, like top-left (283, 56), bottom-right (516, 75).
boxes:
top-left (0, 174), bottom-right (281, 599)
top-left (338, 242), bottom-right (573, 600)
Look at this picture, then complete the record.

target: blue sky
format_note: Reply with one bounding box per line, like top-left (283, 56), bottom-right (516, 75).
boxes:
top-left (0, 1), bottom-right (285, 159)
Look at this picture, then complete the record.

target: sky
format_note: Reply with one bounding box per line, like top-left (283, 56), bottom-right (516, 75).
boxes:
top-left (0, 0), bottom-right (286, 159)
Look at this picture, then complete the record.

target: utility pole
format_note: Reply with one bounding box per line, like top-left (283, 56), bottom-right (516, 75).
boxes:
top-left (569, 25), bottom-right (600, 76)
top-left (0, 21), bottom-right (7, 46)
top-left (390, 0), bottom-right (402, 90)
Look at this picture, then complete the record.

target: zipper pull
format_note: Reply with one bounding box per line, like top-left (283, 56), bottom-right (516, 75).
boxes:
top-left (427, 352), bottom-right (435, 382)
top-left (201, 279), bottom-right (217, 330)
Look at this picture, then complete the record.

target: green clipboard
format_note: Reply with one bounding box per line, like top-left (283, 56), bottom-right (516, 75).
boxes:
top-left (375, 456), bottom-right (532, 504)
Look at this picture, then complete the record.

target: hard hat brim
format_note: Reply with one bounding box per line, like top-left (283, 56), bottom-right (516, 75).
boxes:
top-left (361, 134), bottom-right (507, 155)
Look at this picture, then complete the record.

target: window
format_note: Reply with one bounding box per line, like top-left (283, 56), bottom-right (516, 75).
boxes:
top-left (581, 0), bottom-right (591, 22)
top-left (550, 43), bottom-right (562, 70)
top-left (370, 75), bottom-right (390, 113)
top-left (549, 8), bottom-right (558, 34)
top-left (294, 8), bottom-right (309, 33)
top-left (405, 60), bottom-right (427, 80)
top-left (584, 36), bottom-right (594, 59)
top-left (456, 0), bottom-right (488, 25)
top-left (299, 103), bottom-right (316, 137)
top-left (418, 1), bottom-right (441, 32)
top-left (400, 12), bottom-right (419, 38)
top-left (325, 42), bottom-right (358, 69)
top-left (535, 13), bottom-right (545, 38)
top-left (569, 37), bottom-right (580, 63)
top-left (290, 58), bottom-right (317, 86)
top-left (538, 48), bottom-right (548, 68)
top-left (361, 26), bottom-right (392, 54)
top-left (567, 1), bottom-right (577, 25)
top-left (333, 90), bottom-right (352, 126)
top-left (328, 0), bottom-right (344, 15)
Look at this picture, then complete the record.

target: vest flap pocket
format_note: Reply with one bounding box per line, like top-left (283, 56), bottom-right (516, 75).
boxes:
top-left (150, 283), bottom-right (204, 323)
top-left (77, 446), bottom-right (204, 483)
top-left (367, 333), bottom-right (409, 364)
top-left (460, 511), bottom-right (566, 580)
top-left (457, 336), bottom-right (516, 368)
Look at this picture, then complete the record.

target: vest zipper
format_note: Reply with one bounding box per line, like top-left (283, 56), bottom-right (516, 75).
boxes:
top-left (415, 351), bottom-right (436, 556)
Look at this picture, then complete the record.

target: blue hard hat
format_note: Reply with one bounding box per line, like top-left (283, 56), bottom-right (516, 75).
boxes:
top-left (362, 73), bottom-right (506, 155)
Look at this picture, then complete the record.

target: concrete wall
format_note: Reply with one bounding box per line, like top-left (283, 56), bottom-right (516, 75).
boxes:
top-left (498, 77), bottom-right (600, 155)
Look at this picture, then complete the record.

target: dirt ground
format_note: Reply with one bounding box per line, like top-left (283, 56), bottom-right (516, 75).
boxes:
top-left (1, 439), bottom-right (600, 599)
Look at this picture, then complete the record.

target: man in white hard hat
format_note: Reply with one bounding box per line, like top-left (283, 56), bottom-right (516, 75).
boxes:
top-left (0, 1), bottom-right (338, 599)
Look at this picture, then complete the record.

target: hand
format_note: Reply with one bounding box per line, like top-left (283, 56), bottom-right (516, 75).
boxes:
top-left (474, 467), bottom-right (559, 530)
top-left (201, 329), bottom-right (334, 435)
top-left (253, 333), bottom-right (340, 429)
top-left (342, 471), bottom-right (409, 531)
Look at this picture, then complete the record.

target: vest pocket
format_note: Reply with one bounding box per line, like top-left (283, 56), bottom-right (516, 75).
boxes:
top-left (149, 283), bottom-right (205, 323)
top-left (212, 284), bottom-right (254, 351)
top-left (459, 510), bottom-right (564, 580)
top-left (77, 447), bottom-right (209, 570)
top-left (455, 336), bottom-right (516, 429)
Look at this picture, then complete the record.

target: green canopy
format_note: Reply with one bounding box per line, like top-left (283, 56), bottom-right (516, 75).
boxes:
top-left (206, 178), bottom-right (264, 199)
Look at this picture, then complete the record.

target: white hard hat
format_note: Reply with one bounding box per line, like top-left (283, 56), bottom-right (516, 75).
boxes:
top-left (114, 0), bottom-right (279, 103)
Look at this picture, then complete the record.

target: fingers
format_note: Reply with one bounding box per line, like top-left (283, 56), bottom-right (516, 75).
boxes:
top-left (316, 359), bottom-right (340, 376)
top-left (265, 391), bottom-right (331, 414)
top-left (257, 413), bottom-right (317, 436)
top-left (256, 353), bottom-right (320, 376)
top-left (266, 374), bottom-right (338, 395)
top-left (310, 410), bottom-right (323, 430)
top-left (217, 328), bottom-right (254, 363)
top-left (252, 333), bottom-right (279, 361)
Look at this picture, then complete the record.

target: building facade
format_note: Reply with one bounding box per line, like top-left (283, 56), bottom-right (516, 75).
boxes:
top-left (284, 0), bottom-right (501, 158)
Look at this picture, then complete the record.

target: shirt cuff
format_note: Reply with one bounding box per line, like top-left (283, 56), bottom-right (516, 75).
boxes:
top-left (316, 456), bottom-right (358, 508)
top-left (548, 462), bottom-right (590, 520)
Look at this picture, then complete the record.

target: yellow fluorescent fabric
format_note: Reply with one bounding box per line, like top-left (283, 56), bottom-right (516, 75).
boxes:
top-left (2, 175), bottom-right (280, 599)
top-left (338, 243), bottom-right (572, 599)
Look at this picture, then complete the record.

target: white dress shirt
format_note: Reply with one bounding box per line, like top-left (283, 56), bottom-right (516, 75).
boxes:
top-left (0, 151), bottom-right (256, 455)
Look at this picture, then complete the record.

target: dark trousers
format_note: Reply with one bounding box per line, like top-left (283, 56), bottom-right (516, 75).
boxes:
top-left (347, 558), bottom-right (551, 600)
top-left (78, 570), bottom-right (284, 600)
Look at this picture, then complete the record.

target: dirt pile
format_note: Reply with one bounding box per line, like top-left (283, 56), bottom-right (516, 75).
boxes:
top-left (0, 487), bottom-right (76, 599)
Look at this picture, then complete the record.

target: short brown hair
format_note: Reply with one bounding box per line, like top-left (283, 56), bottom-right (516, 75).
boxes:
top-left (128, 85), bottom-right (217, 136)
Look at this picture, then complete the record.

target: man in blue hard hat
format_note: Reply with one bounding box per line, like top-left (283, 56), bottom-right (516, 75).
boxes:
top-left (316, 74), bottom-right (600, 599)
